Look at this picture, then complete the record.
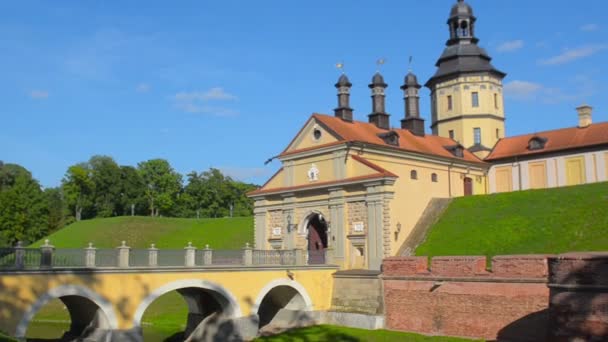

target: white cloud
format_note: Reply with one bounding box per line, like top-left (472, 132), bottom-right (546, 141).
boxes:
top-left (29, 90), bottom-right (49, 99)
top-left (539, 44), bottom-right (608, 65)
top-left (136, 83), bottom-right (151, 93)
top-left (172, 87), bottom-right (238, 116)
top-left (496, 40), bottom-right (524, 53)
top-left (174, 88), bottom-right (237, 102)
top-left (219, 167), bottom-right (271, 182)
top-left (503, 81), bottom-right (542, 99)
top-left (580, 24), bottom-right (599, 32)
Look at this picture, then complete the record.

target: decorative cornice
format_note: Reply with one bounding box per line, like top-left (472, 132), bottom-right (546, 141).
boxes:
top-left (431, 114), bottom-right (505, 128)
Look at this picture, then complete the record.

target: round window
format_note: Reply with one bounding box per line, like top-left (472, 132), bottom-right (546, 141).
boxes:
top-left (313, 129), bottom-right (322, 140)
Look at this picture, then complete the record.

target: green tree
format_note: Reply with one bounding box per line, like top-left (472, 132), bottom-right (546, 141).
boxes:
top-left (119, 166), bottom-right (146, 216)
top-left (137, 159), bottom-right (182, 216)
top-left (0, 163), bottom-right (48, 245)
top-left (44, 187), bottom-right (66, 233)
top-left (89, 155), bottom-right (122, 217)
top-left (62, 163), bottom-right (95, 221)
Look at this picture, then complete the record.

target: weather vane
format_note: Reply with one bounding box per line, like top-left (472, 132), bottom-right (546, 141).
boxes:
top-left (376, 58), bottom-right (386, 72)
top-left (336, 61), bottom-right (345, 74)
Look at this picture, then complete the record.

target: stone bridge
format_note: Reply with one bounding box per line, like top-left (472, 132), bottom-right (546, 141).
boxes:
top-left (0, 241), bottom-right (337, 341)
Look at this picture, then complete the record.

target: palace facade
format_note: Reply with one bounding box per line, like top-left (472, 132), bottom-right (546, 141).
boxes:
top-left (248, 0), bottom-right (608, 270)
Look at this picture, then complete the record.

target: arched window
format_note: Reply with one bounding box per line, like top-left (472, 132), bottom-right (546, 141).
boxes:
top-left (410, 170), bottom-right (418, 180)
top-left (431, 173), bottom-right (438, 183)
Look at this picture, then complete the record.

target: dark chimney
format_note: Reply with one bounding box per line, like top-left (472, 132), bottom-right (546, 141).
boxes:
top-left (401, 72), bottom-right (425, 136)
top-left (334, 74), bottom-right (354, 122)
top-left (368, 72), bottom-right (390, 130)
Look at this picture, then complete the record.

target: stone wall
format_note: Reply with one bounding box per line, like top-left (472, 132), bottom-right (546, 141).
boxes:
top-left (548, 253), bottom-right (608, 341)
top-left (346, 201), bottom-right (367, 235)
top-left (268, 210), bottom-right (283, 238)
top-left (382, 255), bottom-right (551, 341)
top-left (330, 270), bottom-right (383, 315)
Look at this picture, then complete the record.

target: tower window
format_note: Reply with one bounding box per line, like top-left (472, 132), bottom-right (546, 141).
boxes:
top-left (410, 170), bottom-right (418, 180)
top-left (494, 94), bottom-right (499, 109)
top-left (472, 92), bottom-right (479, 108)
top-left (474, 128), bottom-right (481, 145)
top-left (447, 95), bottom-right (453, 111)
top-left (449, 130), bottom-right (455, 140)
top-left (431, 173), bottom-right (438, 183)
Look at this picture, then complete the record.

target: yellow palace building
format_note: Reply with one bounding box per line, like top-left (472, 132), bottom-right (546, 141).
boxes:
top-left (248, 0), bottom-right (608, 270)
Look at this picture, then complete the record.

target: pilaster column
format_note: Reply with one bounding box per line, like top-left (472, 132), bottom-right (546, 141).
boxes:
top-left (117, 241), bottom-right (130, 268)
top-left (254, 205), bottom-right (267, 249)
top-left (202, 245), bottom-right (213, 266)
top-left (85, 243), bottom-right (96, 267)
top-left (329, 188), bottom-right (346, 265)
top-left (148, 244), bottom-right (158, 267)
top-left (184, 242), bottom-right (196, 267)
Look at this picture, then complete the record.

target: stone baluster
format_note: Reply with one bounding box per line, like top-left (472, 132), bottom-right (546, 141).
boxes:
top-left (40, 239), bottom-right (55, 268)
top-left (148, 244), bottom-right (158, 267)
top-left (85, 242), bottom-right (96, 267)
top-left (117, 241), bottom-right (130, 268)
top-left (14, 241), bottom-right (25, 269)
top-left (202, 244), bottom-right (213, 266)
top-left (243, 242), bottom-right (253, 266)
top-left (184, 242), bottom-right (196, 267)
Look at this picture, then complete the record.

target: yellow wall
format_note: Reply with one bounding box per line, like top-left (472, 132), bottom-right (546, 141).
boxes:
top-left (605, 153), bottom-right (608, 179)
top-left (566, 156), bottom-right (586, 186)
top-left (286, 120), bottom-right (338, 152)
top-left (529, 161), bottom-right (547, 189)
top-left (495, 166), bottom-right (512, 193)
top-left (431, 75), bottom-right (505, 148)
top-left (0, 268), bottom-right (336, 335)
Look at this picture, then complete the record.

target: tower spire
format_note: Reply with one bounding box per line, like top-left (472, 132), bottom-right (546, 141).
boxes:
top-left (334, 63), bottom-right (353, 122)
top-left (368, 71), bottom-right (390, 130)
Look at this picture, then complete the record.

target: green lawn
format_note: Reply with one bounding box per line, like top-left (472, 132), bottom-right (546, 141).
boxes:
top-left (31, 216), bottom-right (254, 249)
top-left (416, 182), bottom-right (608, 258)
top-left (254, 325), bottom-right (480, 342)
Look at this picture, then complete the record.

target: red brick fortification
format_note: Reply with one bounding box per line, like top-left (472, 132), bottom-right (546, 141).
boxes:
top-left (548, 253), bottom-right (608, 341)
top-left (382, 255), bottom-right (552, 341)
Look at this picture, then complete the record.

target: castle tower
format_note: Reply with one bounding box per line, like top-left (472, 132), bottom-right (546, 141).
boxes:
top-left (368, 72), bottom-right (390, 130)
top-left (401, 71), bottom-right (425, 136)
top-left (426, 0), bottom-right (506, 158)
top-left (334, 74), bottom-right (354, 122)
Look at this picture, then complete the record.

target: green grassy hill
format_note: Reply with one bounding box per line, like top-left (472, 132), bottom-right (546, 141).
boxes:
top-left (416, 182), bottom-right (608, 258)
top-left (32, 216), bottom-right (253, 250)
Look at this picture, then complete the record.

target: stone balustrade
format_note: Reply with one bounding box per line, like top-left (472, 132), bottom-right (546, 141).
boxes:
top-left (0, 240), bottom-right (333, 270)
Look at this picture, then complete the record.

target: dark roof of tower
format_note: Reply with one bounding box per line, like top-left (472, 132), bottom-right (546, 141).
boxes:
top-left (335, 74), bottom-right (352, 87)
top-left (450, 0), bottom-right (474, 19)
top-left (404, 72), bottom-right (420, 88)
top-left (370, 72), bottom-right (387, 87)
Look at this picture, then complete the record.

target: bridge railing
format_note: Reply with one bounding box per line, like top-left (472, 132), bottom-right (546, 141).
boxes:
top-left (0, 240), bottom-right (334, 270)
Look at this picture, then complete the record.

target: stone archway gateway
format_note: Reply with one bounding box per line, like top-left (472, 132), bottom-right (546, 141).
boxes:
top-left (15, 285), bottom-right (119, 339)
top-left (305, 213), bottom-right (328, 264)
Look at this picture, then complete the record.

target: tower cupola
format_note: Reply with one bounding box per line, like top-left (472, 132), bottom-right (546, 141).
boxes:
top-left (401, 71), bottom-right (425, 136)
top-left (368, 72), bottom-right (390, 130)
top-left (447, 0), bottom-right (477, 45)
top-left (334, 74), bottom-right (354, 122)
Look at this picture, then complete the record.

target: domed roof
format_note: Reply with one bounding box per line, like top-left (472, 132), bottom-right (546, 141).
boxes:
top-left (450, 0), bottom-right (473, 18)
top-left (404, 72), bottom-right (420, 87)
top-left (370, 72), bottom-right (387, 87)
top-left (335, 74), bottom-right (352, 87)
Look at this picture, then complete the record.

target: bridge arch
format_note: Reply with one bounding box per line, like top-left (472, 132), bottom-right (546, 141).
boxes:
top-left (15, 284), bottom-right (118, 339)
top-left (253, 279), bottom-right (313, 330)
top-left (132, 279), bottom-right (242, 336)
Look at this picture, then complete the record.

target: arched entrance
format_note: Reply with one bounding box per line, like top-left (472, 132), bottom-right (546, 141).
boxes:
top-left (16, 285), bottom-right (118, 340)
top-left (133, 280), bottom-right (241, 341)
top-left (305, 213), bottom-right (328, 264)
top-left (253, 280), bottom-right (313, 333)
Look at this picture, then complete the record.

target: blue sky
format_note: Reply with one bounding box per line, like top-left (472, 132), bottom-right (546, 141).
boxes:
top-left (1, 0), bottom-right (607, 188)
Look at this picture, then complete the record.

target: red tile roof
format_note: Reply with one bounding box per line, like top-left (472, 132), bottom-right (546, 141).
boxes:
top-left (486, 122), bottom-right (608, 161)
top-left (281, 114), bottom-right (484, 164)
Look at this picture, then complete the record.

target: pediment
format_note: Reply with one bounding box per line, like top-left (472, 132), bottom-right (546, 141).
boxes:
top-left (284, 117), bottom-right (342, 154)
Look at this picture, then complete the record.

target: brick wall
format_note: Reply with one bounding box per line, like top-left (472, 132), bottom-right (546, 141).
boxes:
top-left (548, 253), bottom-right (608, 341)
top-left (382, 255), bottom-right (551, 341)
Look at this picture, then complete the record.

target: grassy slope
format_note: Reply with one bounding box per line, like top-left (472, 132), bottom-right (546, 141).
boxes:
top-left (416, 182), bottom-right (608, 258)
top-left (32, 216), bottom-right (254, 249)
top-left (254, 325), bottom-right (480, 342)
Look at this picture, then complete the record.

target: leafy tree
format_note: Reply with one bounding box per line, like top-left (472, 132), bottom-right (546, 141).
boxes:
top-left (44, 187), bottom-right (66, 233)
top-left (0, 164), bottom-right (48, 245)
top-left (119, 166), bottom-right (147, 216)
top-left (137, 159), bottom-right (182, 216)
top-left (62, 163), bottom-right (95, 221)
top-left (89, 155), bottom-right (122, 217)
